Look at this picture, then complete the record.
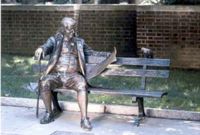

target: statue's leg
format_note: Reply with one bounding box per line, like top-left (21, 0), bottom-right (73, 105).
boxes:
top-left (52, 91), bottom-right (63, 117)
top-left (65, 73), bottom-right (92, 130)
top-left (40, 84), bottom-right (54, 124)
top-left (40, 75), bottom-right (62, 124)
top-left (77, 90), bottom-right (88, 120)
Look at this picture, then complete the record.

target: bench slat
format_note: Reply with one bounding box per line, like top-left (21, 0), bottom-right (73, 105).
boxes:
top-left (116, 57), bottom-right (170, 67)
top-left (86, 56), bottom-right (170, 67)
top-left (33, 64), bottom-right (169, 78)
top-left (37, 56), bottom-right (170, 67)
top-left (89, 88), bottom-right (167, 98)
top-left (33, 57), bottom-right (170, 74)
top-left (53, 87), bottom-right (167, 98)
top-left (101, 68), bottom-right (169, 78)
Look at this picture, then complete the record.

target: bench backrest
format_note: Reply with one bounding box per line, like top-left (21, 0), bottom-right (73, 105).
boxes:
top-left (86, 56), bottom-right (170, 90)
top-left (33, 55), bottom-right (170, 90)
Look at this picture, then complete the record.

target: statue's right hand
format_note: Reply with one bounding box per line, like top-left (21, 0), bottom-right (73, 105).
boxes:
top-left (35, 48), bottom-right (44, 60)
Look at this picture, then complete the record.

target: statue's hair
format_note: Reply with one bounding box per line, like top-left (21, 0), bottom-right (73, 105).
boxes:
top-left (61, 17), bottom-right (76, 27)
top-left (56, 17), bottom-right (77, 37)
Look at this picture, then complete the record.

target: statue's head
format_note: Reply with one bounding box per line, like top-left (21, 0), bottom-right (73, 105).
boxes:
top-left (60, 17), bottom-right (76, 39)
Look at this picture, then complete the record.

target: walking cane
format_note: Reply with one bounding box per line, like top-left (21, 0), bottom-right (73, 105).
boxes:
top-left (36, 53), bottom-right (42, 118)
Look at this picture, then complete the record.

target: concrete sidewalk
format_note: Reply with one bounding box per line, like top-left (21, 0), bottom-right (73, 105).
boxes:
top-left (1, 106), bottom-right (200, 135)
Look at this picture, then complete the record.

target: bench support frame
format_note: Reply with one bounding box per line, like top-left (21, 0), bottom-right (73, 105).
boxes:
top-left (132, 97), bottom-right (145, 126)
top-left (137, 97), bottom-right (145, 117)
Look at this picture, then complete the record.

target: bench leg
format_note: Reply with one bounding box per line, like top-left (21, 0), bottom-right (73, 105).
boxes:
top-left (133, 97), bottom-right (145, 126)
top-left (137, 97), bottom-right (145, 117)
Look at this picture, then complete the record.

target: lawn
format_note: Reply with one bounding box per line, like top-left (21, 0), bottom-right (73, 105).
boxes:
top-left (1, 54), bottom-right (200, 112)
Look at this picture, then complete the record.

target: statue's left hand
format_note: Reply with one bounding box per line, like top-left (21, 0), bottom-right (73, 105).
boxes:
top-left (35, 48), bottom-right (44, 60)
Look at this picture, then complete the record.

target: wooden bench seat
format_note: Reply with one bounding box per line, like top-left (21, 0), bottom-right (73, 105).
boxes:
top-left (54, 87), bottom-right (167, 98)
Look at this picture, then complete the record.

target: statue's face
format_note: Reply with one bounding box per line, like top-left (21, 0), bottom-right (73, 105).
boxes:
top-left (64, 24), bottom-right (75, 38)
top-left (62, 18), bottom-right (76, 39)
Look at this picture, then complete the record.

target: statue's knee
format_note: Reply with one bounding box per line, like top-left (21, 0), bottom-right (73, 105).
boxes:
top-left (77, 82), bottom-right (87, 92)
top-left (41, 81), bottom-right (51, 92)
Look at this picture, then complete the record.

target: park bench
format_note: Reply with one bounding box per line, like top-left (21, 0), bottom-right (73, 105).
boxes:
top-left (32, 54), bottom-right (170, 126)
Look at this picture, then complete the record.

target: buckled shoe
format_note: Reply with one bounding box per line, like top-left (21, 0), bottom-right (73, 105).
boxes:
top-left (80, 117), bottom-right (92, 131)
top-left (40, 112), bottom-right (54, 124)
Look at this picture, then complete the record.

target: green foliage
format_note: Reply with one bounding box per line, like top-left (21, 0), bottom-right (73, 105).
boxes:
top-left (139, 0), bottom-right (200, 5)
top-left (140, 0), bottom-right (161, 4)
top-left (1, 54), bottom-right (38, 98)
top-left (161, 0), bottom-right (177, 4)
top-left (162, 0), bottom-right (200, 4)
top-left (1, 54), bottom-right (200, 111)
top-left (100, 0), bottom-right (119, 4)
top-left (53, 0), bottom-right (75, 4)
top-left (144, 70), bottom-right (200, 111)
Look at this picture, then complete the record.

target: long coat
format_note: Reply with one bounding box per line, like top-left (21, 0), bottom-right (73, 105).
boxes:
top-left (40, 34), bottom-right (113, 79)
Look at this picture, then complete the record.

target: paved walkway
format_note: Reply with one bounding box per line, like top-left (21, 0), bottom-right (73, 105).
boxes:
top-left (1, 106), bottom-right (200, 135)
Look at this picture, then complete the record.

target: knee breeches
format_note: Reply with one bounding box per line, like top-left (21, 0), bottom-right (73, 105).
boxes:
top-left (40, 73), bottom-right (87, 92)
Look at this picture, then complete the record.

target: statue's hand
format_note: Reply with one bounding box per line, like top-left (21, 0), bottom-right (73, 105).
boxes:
top-left (35, 48), bottom-right (44, 60)
top-left (40, 74), bottom-right (45, 80)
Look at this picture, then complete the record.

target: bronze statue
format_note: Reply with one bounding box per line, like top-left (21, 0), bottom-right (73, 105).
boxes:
top-left (34, 17), bottom-right (116, 130)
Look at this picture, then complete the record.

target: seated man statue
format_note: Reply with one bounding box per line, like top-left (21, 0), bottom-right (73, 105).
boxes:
top-left (34, 17), bottom-right (116, 130)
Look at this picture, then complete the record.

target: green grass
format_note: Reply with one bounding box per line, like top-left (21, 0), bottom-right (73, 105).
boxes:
top-left (1, 54), bottom-right (200, 112)
top-left (1, 54), bottom-right (38, 98)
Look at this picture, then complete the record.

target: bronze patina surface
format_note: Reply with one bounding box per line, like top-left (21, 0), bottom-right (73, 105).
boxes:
top-left (34, 17), bottom-right (116, 131)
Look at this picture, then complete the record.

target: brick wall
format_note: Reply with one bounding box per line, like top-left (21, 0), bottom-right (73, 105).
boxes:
top-left (78, 9), bottom-right (136, 55)
top-left (1, 6), bottom-right (75, 55)
top-left (1, 5), bottom-right (137, 56)
top-left (2, 5), bottom-right (200, 69)
top-left (137, 6), bottom-right (200, 69)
